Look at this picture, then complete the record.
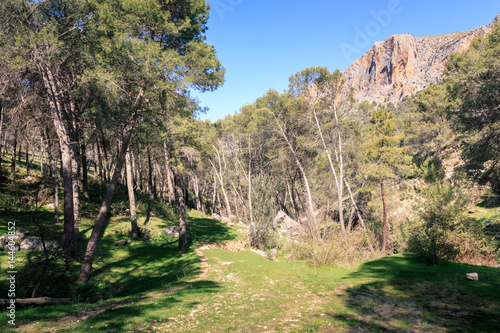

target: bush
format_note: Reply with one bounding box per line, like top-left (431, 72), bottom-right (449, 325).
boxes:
top-left (275, 228), bottom-right (380, 266)
top-left (17, 248), bottom-right (73, 298)
top-left (407, 179), bottom-right (496, 266)
top-left (248, 219), bottom-right (276, 250)
top-left (247, 175), bottom-right (279, 249)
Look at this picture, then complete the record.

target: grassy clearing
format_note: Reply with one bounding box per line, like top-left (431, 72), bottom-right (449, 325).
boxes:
top-left (1, 158), bottom-right (500, 332)
top-left (4, 240), bottom-right (500, 332)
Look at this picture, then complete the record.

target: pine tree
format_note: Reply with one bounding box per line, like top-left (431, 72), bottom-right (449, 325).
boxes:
top-left (364, 109), bottom-right (414, 252)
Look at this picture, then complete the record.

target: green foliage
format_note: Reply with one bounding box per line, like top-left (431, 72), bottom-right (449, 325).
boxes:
top-left (364, 109), bottom-right (414, 181)
top-left (248, 175), bottom-right (279, 249)
top-left (446, 23), bottom-right (500, 192)
top-left (408, 165), bottom-right (496, 265)
top-left (17, 248), bottom-right (73, 298)
top-left (307, 230), bottom-right (380, 267)
top-left (84, 180), bottom-right (175, 218)
top-left (420, 157), bottom-right (445, 184)
top-left (404, 84), bottom-right (455, 166)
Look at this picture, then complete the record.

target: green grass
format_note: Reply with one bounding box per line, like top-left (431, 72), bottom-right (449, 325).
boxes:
top-left (1, 156), bottom-right (500, 332)
top-left (4, 246), bottom-right (500, 332)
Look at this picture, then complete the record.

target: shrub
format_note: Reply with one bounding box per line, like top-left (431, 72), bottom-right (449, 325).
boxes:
top-left (275, 228), bottom-right (380, 266)
top-left (247, 175), bottom-right (279, 249)
top-left (407, 179), bottom-right (496, 266)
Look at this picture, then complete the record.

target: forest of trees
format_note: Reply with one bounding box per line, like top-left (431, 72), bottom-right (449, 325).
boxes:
top-left (0, 0), bottom-right (499, 286)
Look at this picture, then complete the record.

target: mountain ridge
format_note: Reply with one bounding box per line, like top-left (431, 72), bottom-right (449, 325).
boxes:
top-left (341, 13), bottom-right (500, 105)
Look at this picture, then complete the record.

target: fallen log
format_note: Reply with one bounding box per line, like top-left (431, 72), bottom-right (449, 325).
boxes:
top-left (0, 297), bottom-right (73, 309)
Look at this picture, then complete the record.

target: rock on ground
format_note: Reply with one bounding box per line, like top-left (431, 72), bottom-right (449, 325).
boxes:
top-left (163, 226), bottom-right (180, 237)
top-left (20, 237), bottom-right (51, 251)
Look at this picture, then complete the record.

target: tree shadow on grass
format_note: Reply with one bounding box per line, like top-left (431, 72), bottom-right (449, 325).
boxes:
top-left (4, 214), bottom-right (237, 330)
top-left (477, 194), bottom-right (500, 209)
top-left (14, 279), bottom-right (222, 333)
top-left (74, 215), bottom-right (238, 298)
top-left (322, 255), bottom-right (500, 332)
top-left (74, 279), bottom-right (221, 332)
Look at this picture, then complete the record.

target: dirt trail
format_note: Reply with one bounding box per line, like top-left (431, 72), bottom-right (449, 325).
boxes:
top-left (17, 241), bottom-right (245, 333)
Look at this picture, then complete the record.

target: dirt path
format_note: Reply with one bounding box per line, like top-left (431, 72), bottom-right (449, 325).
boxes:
top-left (17, 242), bottom-right (240, 333)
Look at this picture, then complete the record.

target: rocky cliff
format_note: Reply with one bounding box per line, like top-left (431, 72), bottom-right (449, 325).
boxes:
top-left (342, 14), bottom-right (499, 104)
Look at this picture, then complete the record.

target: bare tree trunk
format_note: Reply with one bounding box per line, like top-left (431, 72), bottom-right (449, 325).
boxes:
top-left (174, 171), bottom-right (187, 253)
top-left (163, 141), bottom-right (175, 206)
top-left (25, 138), bottom-right (30, 177)
top-left (346, 206), bottom-right (355, 233)
top-left (312, 105), bottom-right (345, 233)
top-left (154, 162), bottom-right (165, 201)
top-left (131, 149), bottom-right (137, 187)
top-left (41, 128), bottom-right (59, 223)
top-left (344, 178), bottom-right (375, 253)
top-left (10, 130), bottom-right (17, 180)
top-left (0, 99), bottom-right (3, 178)
top-left (286, 177), bottom-right (298, 216)
top-left (147, 146), bottom-right (155, 199)
top-left (17, 140), bottom-right (21, 163)
top-left (192, 172), bottom-right (202, 211)
top-left (248, 156), bottom-right (253, 223)
top-left (77, 125), bottom-right (135, 283)
top-left (211, 172), bottom-right (217, 215)
top-left (81, 142), bottom-right (89, 202)
top-left (126, 149), bottom-right (140, 240)
top-left (96, 141), bottom-right (104, 181)
top-left (77, 83), bottom-right (143, 282)
top-left (276, 122), bottom-right (319, 243)
top-left (70, 139), bottom-right (80, 236)
top-left (235, 144), bottom-right (253, 223)
top-left (38, 65), bottom-right (75, 258)
top-left (210, 144), bottom-right (232, 217)
top-left (381, 177), bottom-right (388, 253)
top-left (132, 148), bottom-right (142, 191)
top-left (40, 137), bottom-right (45, 176)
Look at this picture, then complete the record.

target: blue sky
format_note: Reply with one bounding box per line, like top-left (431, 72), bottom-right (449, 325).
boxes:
top-left (192, 0), bottom-right (500, 122)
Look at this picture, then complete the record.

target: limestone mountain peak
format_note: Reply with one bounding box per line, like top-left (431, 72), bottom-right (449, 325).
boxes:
top-left (341, 13), bottom-right (499, 105)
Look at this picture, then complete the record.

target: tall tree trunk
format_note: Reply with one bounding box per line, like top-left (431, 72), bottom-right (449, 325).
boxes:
top-left (132, 148), bottom-right (143, 191)
top-left (81, 142), bottom-right (89, 202)
top-left (344, 178), bottom-right (374, 252)
top-left (147, 146), bottom-right (155, 199)
top-left (312, 105), bottom-right (345, 233)
top-left (286, 177), bottom-right (298, 217)
top-left (43, 128), bottom-right (60, 224)
top-left (248, 155), bottom-right (253, 223)
top-left (10, 130), bottom-right (17, 180)
top-left (77, 123), bottom-right (135, 283)
top-left (174, 171), bottom-right (187, 253)
top-left (25, 139), bottom-right (30, 177)
top-left (126, 149), bottom-right (140, 240)
top-left (40, 137), bottom-right (45, 176)
top-left (163, 141), bottom-right (175, 206)
top-left (17, 140), bottom-right (21, 163)
top-left (211, 172), bottom-right (217, 215)
top-left (0, 99), bottom-right (3, 179)
top-left (192, 172), bottom-right (202, 211)
top-left (210, 144), bottom-right (232, 217)
top-left (235, 146), bottom-right (253, 223)
top-left (380, 177), bottom-right (388, 253)
top-left (96, 141), bottom-right (104, 181)
top-left (276, 123), bottom-right (319, 243)
top-left (38, 65), bottom-right (75, 258)
top-left (68, 113), bottom-right (80, 236)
